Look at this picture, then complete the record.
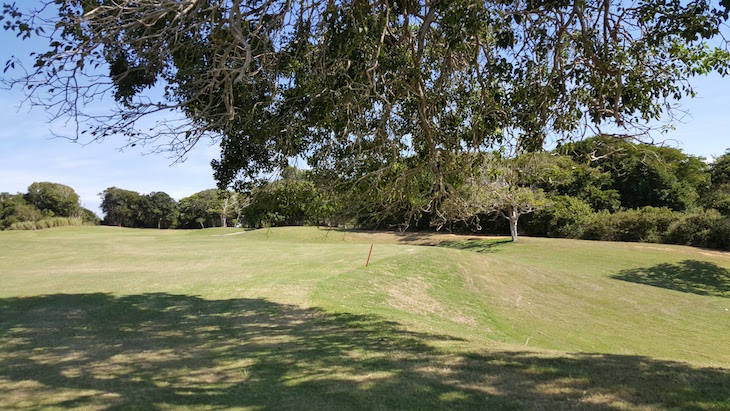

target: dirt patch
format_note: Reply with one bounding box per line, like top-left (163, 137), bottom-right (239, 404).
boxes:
top-left (633, 244), bottom-right (730, 260)
top-left (632, 245), bottom-right (676, 253)
top-left (216, 231), bottom-right (248, 237)
top-left (699, 250), bottom-right (730, 260)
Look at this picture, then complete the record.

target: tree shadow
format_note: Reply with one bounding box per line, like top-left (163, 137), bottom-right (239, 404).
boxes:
top-left (613, 260), bottom-right (730, 298)
top-left (436, 238), bottom-right (512, 253)
top-left (0, 293), bottom-right (728, 410)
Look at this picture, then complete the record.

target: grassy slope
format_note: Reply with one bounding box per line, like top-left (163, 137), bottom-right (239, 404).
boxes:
top-left (1, 226), bottom-right (729, 410)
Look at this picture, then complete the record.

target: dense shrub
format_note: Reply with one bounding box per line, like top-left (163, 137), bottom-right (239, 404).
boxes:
top-left (580, 207), bottom-right (676, 243)
top-left (699, 184), bottom-right (730, 216)
top-left (579, 210), bottom-right (616, 241)
top-left (526, 195), bottom-right (593, 238)
top-left (9, 217), bottom-right (84, 230)
top-left (245, 180), bottom-right (327, 228)
top-left (662, 209), bottom-right (730, 250)
top-left (664, 209), bottom-right (723, 247)
top-left (80, 208), bottom-right (101, 225)
top-left (548, 196), bottom-right (594, 238)
top-left (708, 218), bottom-right (730, 250)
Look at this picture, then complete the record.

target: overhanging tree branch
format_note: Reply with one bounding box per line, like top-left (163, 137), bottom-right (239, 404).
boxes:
top-left (2, 0), bottom-right (728, 224)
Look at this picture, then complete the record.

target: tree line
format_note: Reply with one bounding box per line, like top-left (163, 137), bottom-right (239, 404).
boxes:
top-left (0, 184), bottom-right (246, 230)
top-left (0, 182), bottom-right (99, 230)
top-left (4, 137), bottom-right (730, 251)
top-left (237, 136), bottom-right (730, 250)
top-left (98, 167), bottom-right (333, 230)
top-left (99, 187), bottom-right (241, 229)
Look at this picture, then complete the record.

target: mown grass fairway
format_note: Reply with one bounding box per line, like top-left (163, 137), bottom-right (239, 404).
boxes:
top-left (1, 226), bottom-right (729, 410)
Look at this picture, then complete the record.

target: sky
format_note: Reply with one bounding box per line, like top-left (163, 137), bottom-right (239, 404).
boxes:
top-left (1, 9), bottom-right (729, 216)
top-left (0, 88), bottom-right (221, 214)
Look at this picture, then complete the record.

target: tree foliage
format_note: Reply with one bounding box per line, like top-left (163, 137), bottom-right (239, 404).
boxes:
top-left (698, 150), bottom-right (730, 215)
top-left (1, 183), bottom-right (97, 230)
top-left (0, 193), bottom-right (43, 229)
top-left (142, 192), bottom-right (178, 229)
top-left (25, 182), bottom-right (81, 217)
top-left (244, 167), bottom-right (335, 227)
top-left (100, 187), bottom-right (145, 227)
top-left (710, 150), bottom-right (730, 185)
top-left (557, 136), bottom-right (709, 211)
top-left (100, 187), bottom-right (180, 228)
top-left (178, 189), bottom-right (235, 229)
top-left (438, 154), bottom-right (547, 241)
top-left (2, 0), bottom-right (729, 220)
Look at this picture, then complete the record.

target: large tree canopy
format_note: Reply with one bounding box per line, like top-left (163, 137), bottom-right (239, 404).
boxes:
top-left (24, 181), bottom-right (81, 217)
top-left (3, 0), bottom-right (729, 219)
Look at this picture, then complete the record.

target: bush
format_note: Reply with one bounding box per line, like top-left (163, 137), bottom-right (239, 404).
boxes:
top-left (521, 195), bottom-right (591, 237)
top-left (708, 218), bottom-right (730, 250)
top-left (9, 221), bottom-right (36, 230)
top-left (665, 209), bottom-right (724, 248)
top-left (245, 180), bottom-right (325, 227)
top-left (9, 217), bottom-right (83, 230)
top-left (581, 207), bottom-right (676, 243)
top-left (537, 195), bottom-right (594, 238)
top-left (580, 210), bottom-right (617, 241)
top-left (635, 207), bottom-right (677, 243)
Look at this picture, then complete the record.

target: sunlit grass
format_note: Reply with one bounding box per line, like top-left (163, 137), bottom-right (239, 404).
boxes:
top-left (1, 226), bottom-right (729, 410)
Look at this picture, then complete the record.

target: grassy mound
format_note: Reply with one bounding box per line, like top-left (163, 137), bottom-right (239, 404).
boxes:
top-left (1, 226), bottom-right (728, 410)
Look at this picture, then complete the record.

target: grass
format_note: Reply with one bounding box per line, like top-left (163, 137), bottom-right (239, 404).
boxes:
top-left (1, 226), bottom-right (729, 410)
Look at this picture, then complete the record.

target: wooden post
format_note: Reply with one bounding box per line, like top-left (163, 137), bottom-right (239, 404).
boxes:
top-left (366, 244), bottom-right (374, 267)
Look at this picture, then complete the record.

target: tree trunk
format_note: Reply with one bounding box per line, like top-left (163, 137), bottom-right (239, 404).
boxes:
top-left (221, 195), bottom-right (230, 228)
top-left (507, 207), bottom-right (519, 242)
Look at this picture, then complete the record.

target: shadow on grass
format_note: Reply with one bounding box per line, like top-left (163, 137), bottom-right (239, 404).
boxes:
top-left (1, 293), bottom-right (729, 410)
top-left (613, 260), bottom-right (730, 298)
top-left (436, 238), bottom-right (512, 253)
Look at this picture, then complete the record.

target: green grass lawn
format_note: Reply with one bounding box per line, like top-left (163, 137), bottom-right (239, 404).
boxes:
top-left (1, 226), bottom-right (729, 410)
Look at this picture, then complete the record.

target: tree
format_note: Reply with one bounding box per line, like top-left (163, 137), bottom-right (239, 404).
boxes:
top-left (24, 182), bottom-right (80, 217)
top-left (438, 154), bottom-right (546, 241)
top-left (711, 150), bottom-right (730, 186)
top-left (699, 150), bottom-right (730, 215)
top-left (100, 187), bottom-right (144, 227)
top-left (178, 189), bottom-right (226, 229)
top-left (0, 193), bottom-right (43, 229)
top-left (80, 207), bottom-right (101, 225)
top-left (3, 0), bottom-right (729, 221)
top-left (243, 166), bottom-right (338, 228)
top-left (245, 178), bottom-right (322, 228)
top-left (142, 192), bottom-right (178, 229)
top-left (699, 185), bottom-right (730, 216)
top-left (558, 136), bottom-right (709, 211)
top-left (490, 183), bottom-right (546, 242)
top-left (219, 191), bottom-right (239, 228)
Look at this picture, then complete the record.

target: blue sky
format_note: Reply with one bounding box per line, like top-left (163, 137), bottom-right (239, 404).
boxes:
top-left (0, 87), bottom-right (220, 214)
top-left (1, 12), bottom-right (729, 216)
top-left (0, 27), bottom-right (220, 215)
